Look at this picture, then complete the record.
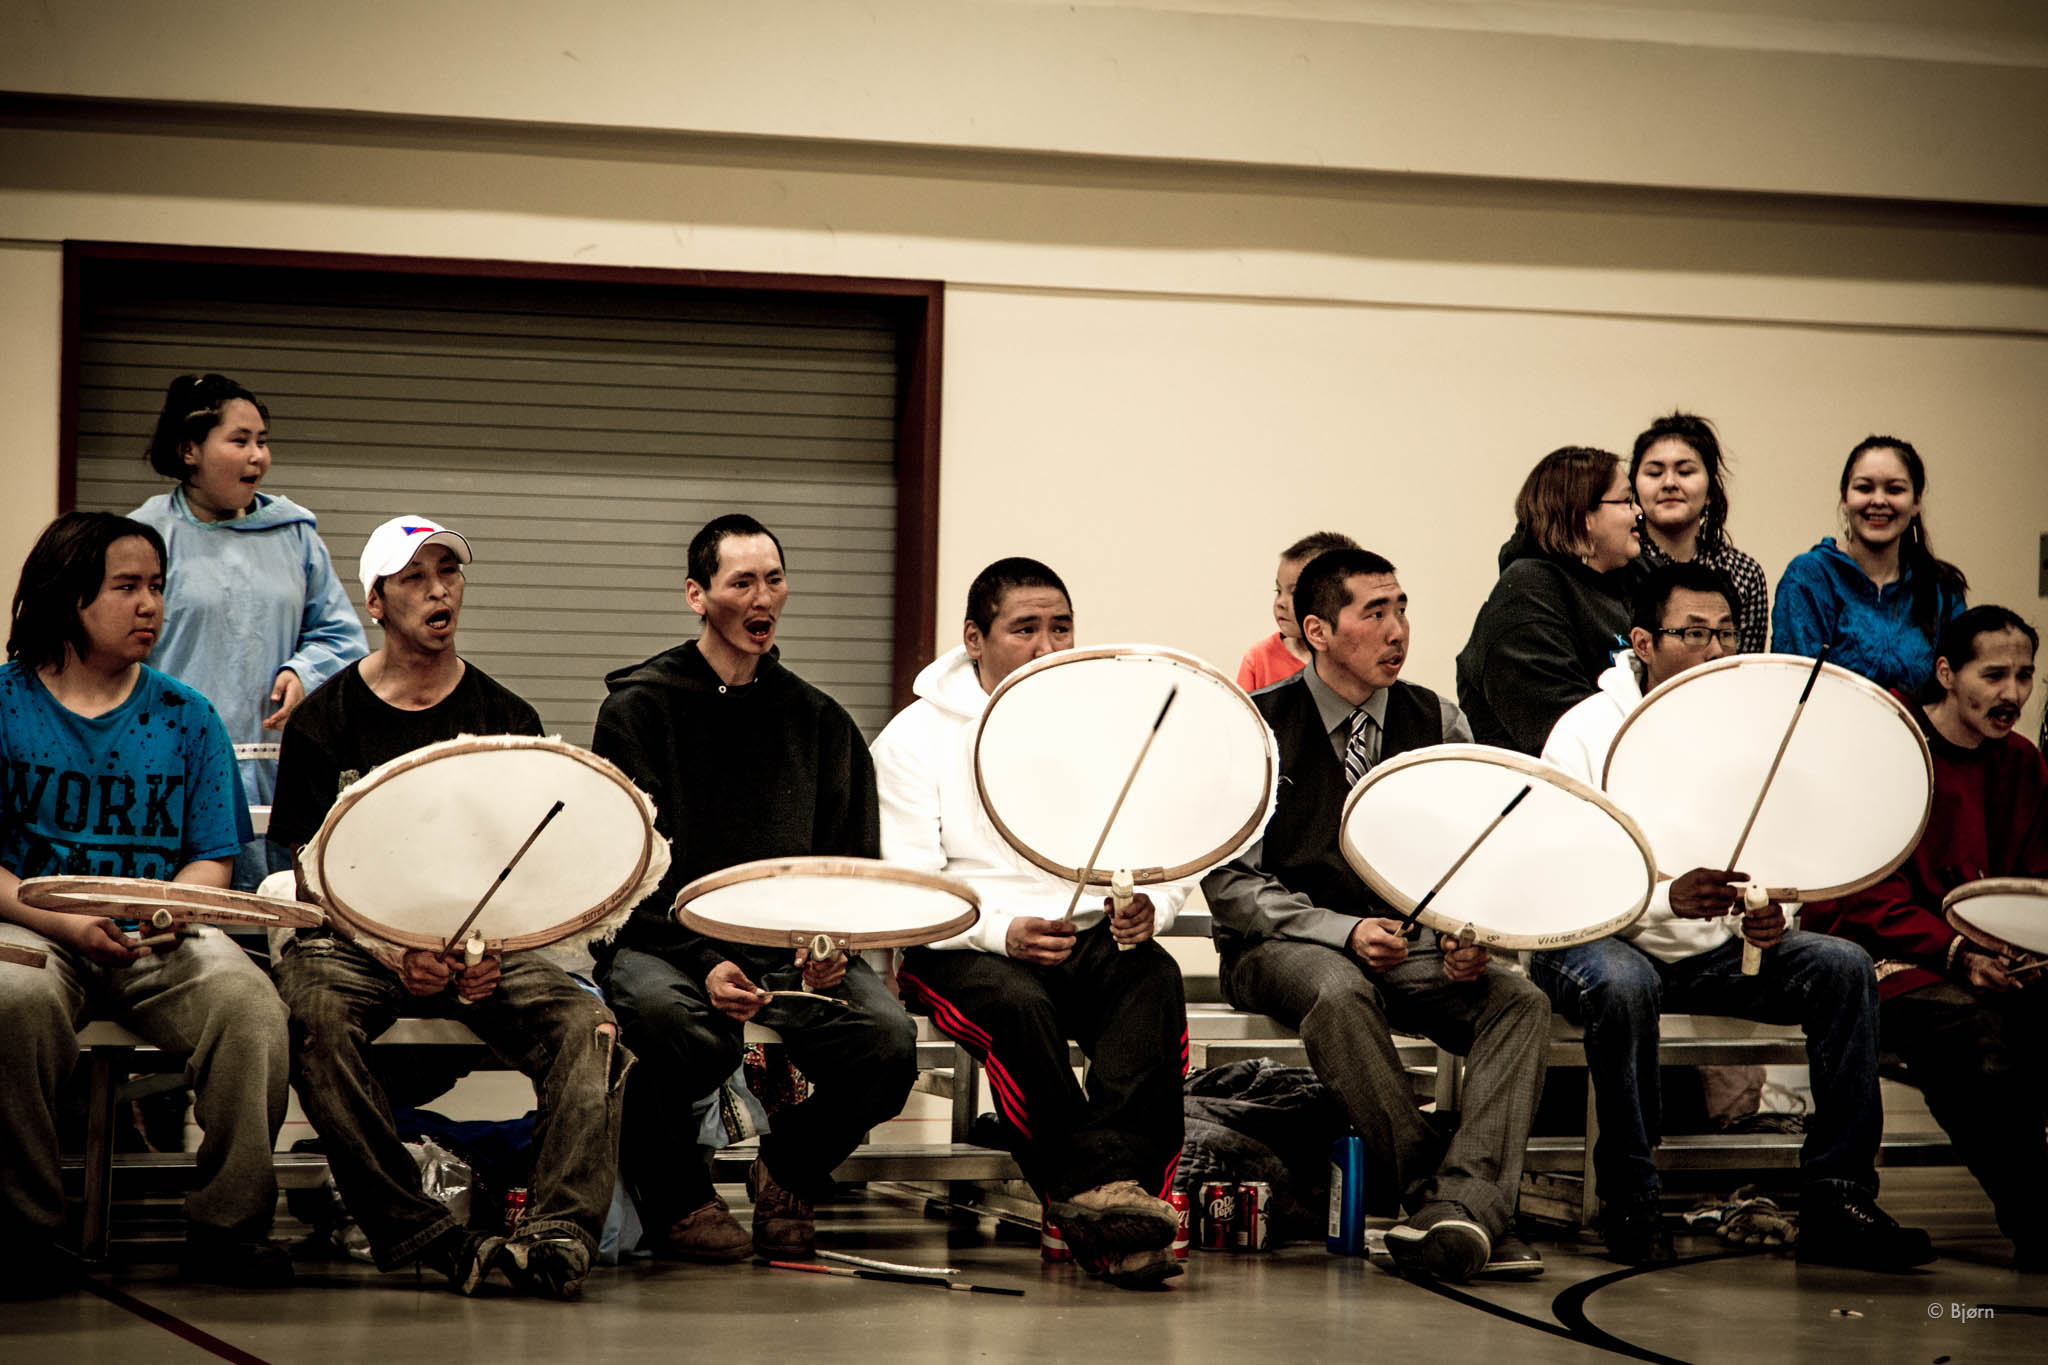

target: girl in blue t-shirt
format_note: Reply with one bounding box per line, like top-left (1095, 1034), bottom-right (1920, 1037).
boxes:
top-left (1772, 435), bottom-right (1967, 696)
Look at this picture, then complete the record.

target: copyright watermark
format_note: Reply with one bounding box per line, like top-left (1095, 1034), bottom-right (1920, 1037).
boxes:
top-left (1927, 1303), bottom-right (1995, 1321)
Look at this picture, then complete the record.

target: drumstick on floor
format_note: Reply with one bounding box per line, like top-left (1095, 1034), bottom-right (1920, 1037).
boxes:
top-left (1394, 783), bottom-right (1532, 935)
top-left (1061, 687), bottom-right (1178, 925)
top-left (444, 799), bottom-right (566, 952)
top-left (1726, 647), bottom-right (1830, 976)
top-left (765, 1259), bottom-right (1025, 1297)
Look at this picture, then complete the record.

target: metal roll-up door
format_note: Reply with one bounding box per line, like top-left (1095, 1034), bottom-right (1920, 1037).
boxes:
top-left (71, 261), bottom-right (902, 743)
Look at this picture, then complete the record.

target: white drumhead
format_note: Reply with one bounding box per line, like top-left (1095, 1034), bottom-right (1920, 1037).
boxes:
top-left (303, 735), bottom-right (667, 952)
top-left (1603, 655), bottom-right (1932, 900)
top-left (1944, 878), bottom-right (2048, 958)
top-left (675, 857), bottom-right (980, 949)
top-left (974, 646), bottom-right (1276, 885)
top-left (1339, 746), bottom-right (1653, 950)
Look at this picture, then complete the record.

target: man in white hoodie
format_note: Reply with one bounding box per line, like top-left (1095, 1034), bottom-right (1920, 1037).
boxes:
top-left (872, 557), bottom-right (1189, 1290)
top-left (1532, 560), bottom-right (1929, 1272)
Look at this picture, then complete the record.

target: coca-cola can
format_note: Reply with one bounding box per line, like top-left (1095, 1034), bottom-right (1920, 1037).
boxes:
top-left (1235, 1181), bottom-right (1271, 1251)
top-left (503, 1187), bottom-right (530, 1236)
top-left (1198, 1180), bottom-right (1237, 1251)
top-left (1167, 1191), bottom-right (1191, 1260)
top-left (1041, 1212), bottom-right (1072, 1262)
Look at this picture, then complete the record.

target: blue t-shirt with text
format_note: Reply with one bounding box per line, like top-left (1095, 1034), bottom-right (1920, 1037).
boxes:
top-left (0, 662), bottom-right (251, 880)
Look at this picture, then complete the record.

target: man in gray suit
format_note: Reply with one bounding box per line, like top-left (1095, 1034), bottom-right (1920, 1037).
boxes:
top-left (1202, 547), bottom-right (1550, 1283)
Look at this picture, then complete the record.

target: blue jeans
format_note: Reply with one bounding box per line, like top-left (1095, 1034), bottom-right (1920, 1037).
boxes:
top-left (276, 933), bottom-right (628, 1269)
top-left (1528, 932), bottom-right (1882, 1205)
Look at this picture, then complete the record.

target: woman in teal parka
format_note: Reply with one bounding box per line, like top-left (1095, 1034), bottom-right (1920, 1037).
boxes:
top-left (130, 374), bottom-right (367, 889)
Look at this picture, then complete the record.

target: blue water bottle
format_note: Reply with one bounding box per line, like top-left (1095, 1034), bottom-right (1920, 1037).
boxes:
top-left (1328, 1135), bottom-right (1367, 1255)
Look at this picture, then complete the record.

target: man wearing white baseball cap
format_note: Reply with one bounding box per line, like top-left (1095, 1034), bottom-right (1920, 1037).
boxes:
top-left (268, 514), bottom-right (626, 1300)
top-left (355, 515), bottom-right (471, 600)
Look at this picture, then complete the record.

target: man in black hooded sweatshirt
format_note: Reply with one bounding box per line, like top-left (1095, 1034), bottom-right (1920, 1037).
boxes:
top-left (592, 514), bottom-right (917, 1264)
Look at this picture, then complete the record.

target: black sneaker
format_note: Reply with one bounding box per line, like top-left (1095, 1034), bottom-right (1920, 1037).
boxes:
top-left (1600, 1196), bottom-right (1674, 1267)
top-left (424, 1229), bottom-right (509, 1296)
top-left (500, 1236), bottom-right (589, 1301)
top-left (179, 1228), bottom-right (295, 1289)
top-left (1089, 1246), bottom-right (1184, 1290)
top-left (1385, 1201), bottom-right (1490, 1283)
top-left (1797, 1189), bottom-right (1934, 1271)
top-left (1479, 1233), bottom-right (1545, 1279)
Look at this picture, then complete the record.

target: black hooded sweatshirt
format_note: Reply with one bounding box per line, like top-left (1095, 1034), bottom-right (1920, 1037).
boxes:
top-left (590, 638), bottom-right (879, 982)
top-left (1454, 529), bottom-right (1642, 756)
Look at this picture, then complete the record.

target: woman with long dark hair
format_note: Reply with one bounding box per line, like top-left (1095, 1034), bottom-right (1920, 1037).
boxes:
top-left (1629, 413), bottom-right (1768, 653)
top-left (1455, 445), bottom-right (1643, 755)
top-left (129, 374), bottom-right (366, 889)
top-left (1772, 436), bottom-right (1967, 694)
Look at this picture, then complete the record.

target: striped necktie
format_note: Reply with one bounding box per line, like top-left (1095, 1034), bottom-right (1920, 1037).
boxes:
top-left (1342, 707), bottom-right (1374, 788)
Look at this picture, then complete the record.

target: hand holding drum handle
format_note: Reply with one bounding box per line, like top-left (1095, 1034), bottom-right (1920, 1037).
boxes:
top-left (1738, 882), bottom-right (1768, 976)
top-left (1110, 868), bottom-right (1135, 952)
top-left (1726, 647), bottom-right (1829, 979)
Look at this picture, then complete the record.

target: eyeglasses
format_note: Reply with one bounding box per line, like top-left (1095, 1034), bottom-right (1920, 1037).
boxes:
top-left (1597, 495), bottom-right (1641, 509)
top-left (1650, 626), bottom-right (1739, 649)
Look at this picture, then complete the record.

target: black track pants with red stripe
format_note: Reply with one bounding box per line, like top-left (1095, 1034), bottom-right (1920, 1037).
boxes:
top-left (899, 923), bottom-right (1188, 1202)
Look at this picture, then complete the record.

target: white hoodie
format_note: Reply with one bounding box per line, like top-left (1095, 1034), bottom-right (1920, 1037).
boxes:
top-left (871, 645), bottom-right (1187, 955)
top-left (1542, 651), bottom-right (1740, 964)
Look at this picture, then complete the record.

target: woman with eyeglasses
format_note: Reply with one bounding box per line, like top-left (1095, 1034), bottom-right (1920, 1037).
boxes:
top-left (129, 374), bottom-right (367, 890)
top-left (1771, 435), bottom-right (1967, 695)
top-left (1455, 445), bottom-right (1644, 755)
top-left (1629, 413), bottom-right (1769, 654)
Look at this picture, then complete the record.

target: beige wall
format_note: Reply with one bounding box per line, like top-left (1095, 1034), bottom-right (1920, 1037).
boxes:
top-left (1, 0), bottom-right (2044, 731)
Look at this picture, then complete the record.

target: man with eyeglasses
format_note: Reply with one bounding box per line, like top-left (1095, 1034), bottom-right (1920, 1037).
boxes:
top-left (1528, 561), bottom-right (1931, 1272)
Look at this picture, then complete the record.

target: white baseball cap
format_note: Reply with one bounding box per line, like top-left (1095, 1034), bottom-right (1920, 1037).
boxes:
top-left (359, 516), bottom-right (473, 598)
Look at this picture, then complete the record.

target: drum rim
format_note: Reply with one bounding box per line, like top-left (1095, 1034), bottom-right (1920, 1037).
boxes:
top-left (306, 734), bottom-right (659, 952)
top-left (1943, 877), bottom-right (2048, 959)
top-left (16, 875), bottom-right (323, 928)
top-left (1600, 653), bottom-right (1934, 901)
top-left (971, 643), bottom-right (1277, 886)
top-left (1337, 743), bottom-right (1656, 950)
top-left (672, 855), bottom-right (982, 949)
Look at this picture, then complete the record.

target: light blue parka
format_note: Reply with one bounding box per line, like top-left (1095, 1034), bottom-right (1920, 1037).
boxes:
top-left (130, 488), bottom-right (368, 808)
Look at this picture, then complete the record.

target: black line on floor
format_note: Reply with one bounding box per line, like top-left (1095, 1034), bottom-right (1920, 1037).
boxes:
top-left (80, 1277), bottom-right (276, 1365)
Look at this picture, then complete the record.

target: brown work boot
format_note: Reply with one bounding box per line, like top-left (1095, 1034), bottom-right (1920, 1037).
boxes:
top-left (649, 1196), bottom-right (752, 1263)
top-left (1050, 1180), bottom-right (1179, 1260)
top-left (746, 1158), bottom-right (815, 1259)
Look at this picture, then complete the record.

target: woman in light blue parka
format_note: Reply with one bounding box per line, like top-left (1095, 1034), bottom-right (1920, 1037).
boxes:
top-left (130, 373), bottom-right (368, 889)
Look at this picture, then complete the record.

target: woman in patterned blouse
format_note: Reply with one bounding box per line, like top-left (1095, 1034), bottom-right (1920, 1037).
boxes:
top-left (1629, 413), bottom-right (1770, 653)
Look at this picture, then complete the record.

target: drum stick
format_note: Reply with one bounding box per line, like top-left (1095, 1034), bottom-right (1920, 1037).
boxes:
top-left (444, 799), bottom-right (565, 952)
top-left (0, 943), bottom-right (50, 969)
top-left (765, 1259), bottom-right (1025, 1297)
top-left (821, 1250), bottom-right (960, 1277)
top-left (1395, 784), bottom-right (1532, 934)
top-left (1727, 648), bottom-right (1829, 977)
top-left (1061, 687), bottom-right (1178, 925)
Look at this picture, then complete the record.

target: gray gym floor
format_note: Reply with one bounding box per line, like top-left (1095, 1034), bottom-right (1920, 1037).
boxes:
top-left (6, 1168), bottom-right (2041, 1365)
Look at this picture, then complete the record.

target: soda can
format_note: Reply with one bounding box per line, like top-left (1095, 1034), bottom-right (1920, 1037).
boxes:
top-left (1235, 1181), bottom-right (1271, 1252)
top-left (503, 1186), bottom-right (530, 1236)
top-left (1167, 1191), bottom-right (1191, 1261)
top-left (1041, 1212), bottom-right (1072, 1262)
top-left (1198, 1180), bottom-right (1237, 1251)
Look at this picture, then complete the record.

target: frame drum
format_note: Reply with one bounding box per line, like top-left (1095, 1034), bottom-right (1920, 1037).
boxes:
top-left (300, 734), bottom-right (667, 953)
top-left (1944, 878), bottom-right (2048, 962)
top-left (973, 645), bottom-right (1276, 886)
top-left (17, 876), bottom-right (323, 931)
top-left (1339, 745), bottom-right (1654, 950)
top-left (1603, 655), bottom-right (1932, 900)
top-left (674, 856), bottom-right (979, 950)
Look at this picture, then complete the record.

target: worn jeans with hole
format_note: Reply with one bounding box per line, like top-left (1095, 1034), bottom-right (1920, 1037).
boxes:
top-left (1529, 932), bottom-right (1882, 1206)
top-left (0, 921), bottom-right (287, 1241)
top-left (276, 932), bottom-right (627, 1269)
